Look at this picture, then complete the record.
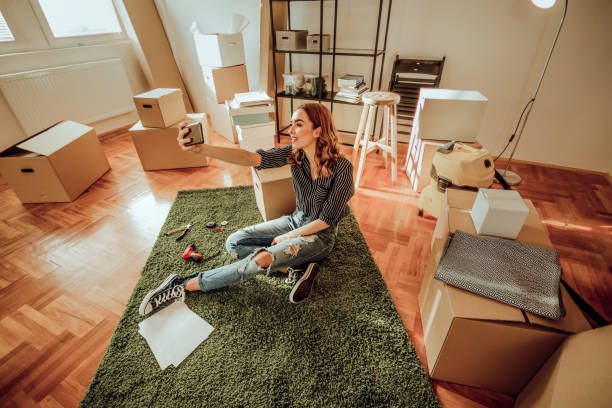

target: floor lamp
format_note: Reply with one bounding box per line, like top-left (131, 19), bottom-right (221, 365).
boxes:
top-left (500, 0), bottom-right (568, 185)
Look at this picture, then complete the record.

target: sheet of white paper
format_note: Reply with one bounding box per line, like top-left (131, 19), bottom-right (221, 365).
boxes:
top-left (138, 301), bottom-right (214, 370)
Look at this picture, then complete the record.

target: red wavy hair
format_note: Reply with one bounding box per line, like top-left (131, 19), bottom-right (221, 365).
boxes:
top-left (287, 103), bottom-right (341, 178)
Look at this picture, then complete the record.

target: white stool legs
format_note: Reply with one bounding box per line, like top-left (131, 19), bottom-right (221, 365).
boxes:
top-left (353, 103), bottom-right (398, 187)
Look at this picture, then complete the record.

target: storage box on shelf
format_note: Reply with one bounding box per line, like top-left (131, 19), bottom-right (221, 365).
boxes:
top-left (275, 30), bottom-right (308, 51)
top-left (251, 166), bottom-right (296, 221)
top-left (419, 189), bottom-right (591, 394)
top-left (129, 113), bottom-right (210, 171)
top-left (307, 34), bottom-right (330, 51)
top-left (133, 88), bottom-right (186, 128)
top-left (0, 121), bottom-right (110, 203)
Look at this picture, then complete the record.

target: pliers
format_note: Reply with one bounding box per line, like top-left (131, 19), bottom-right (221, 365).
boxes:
top-left (166, 223), bottom-right (193, 241)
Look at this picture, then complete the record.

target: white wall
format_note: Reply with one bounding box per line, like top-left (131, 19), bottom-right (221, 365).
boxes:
top-left (0, 0), bottom-right (149, 152)
top-left (279, 0), bottom-right (612, 173)
top-left (154, 0), bottom-right (261, 140)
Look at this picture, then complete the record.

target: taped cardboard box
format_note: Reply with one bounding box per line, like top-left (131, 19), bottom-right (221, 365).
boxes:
top-left (252, 166), bottom-right (296, 221)
top-left (515, 325), bottom-right (612, 408)
top-left (0, 121), bottom-right (110, 203)
top-left (133, 88), bottom-right (186, 128)
top-left (203, 65), bottom-right (249, 104)
top-left (418, 189), bottom-right (591, 394)
top-left (129, 113), bottom-right (210, 171)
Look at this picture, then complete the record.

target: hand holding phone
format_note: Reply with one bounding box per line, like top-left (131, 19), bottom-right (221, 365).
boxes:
top-left (184, 122), bottom-right (204, 146)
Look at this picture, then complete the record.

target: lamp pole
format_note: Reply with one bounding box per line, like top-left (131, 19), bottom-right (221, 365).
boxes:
top-left (501, 0), bottom-right (568, 185)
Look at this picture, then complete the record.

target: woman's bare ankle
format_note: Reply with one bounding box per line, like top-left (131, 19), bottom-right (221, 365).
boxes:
top-left (185, 277), bottom-right (200, 291)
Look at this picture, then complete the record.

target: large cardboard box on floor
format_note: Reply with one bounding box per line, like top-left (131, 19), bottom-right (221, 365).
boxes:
top-left (129, 113), bottom-right (210, 171)
top-left (418, 189), bottom-right (591, 394)
top-left (252, 166), bottom-right (296, 221)
top-left (514, 324), bottom-right (612, 408)
top-left (133, 88), bottom-right (186, 128)
top-left (203, 65), bottom-right (249, 104)
top-left (0, 121), bottom-right (110, 203)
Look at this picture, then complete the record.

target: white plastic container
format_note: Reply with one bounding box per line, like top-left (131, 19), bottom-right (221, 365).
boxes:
top-left (470, 189), bottom-right (530, 239)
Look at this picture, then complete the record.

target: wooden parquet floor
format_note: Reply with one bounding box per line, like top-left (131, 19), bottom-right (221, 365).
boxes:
top-left (1, 127), bottom-right (610, 408)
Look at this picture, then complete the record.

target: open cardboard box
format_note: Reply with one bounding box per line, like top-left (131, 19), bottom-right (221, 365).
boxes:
top-left (418, 189), bottom-right (592, 394)
top-left (0, 121), bottom-right (110, 203)
top-left (129, 113), bottom-right (210, 171)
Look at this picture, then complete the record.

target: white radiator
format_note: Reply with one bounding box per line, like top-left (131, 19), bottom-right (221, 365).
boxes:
top-left (0, 58), bottom-right (135, 136)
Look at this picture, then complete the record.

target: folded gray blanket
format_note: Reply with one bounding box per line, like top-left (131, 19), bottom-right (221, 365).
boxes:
top-left (435, 230), bottom-right (565, 320)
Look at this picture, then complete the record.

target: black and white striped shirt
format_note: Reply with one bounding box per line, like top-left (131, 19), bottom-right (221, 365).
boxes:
top-left (256, 145), bottom-right (354, 226)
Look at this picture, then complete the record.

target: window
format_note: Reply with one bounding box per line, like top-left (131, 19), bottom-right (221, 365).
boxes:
top-left (36, 0), bottom-right (121, 38)
top-left (0, 10), bottom-right (15, 42)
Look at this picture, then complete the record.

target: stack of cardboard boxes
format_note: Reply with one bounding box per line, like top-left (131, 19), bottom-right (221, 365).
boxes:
top-left (130, 88), bottom-right (210, 171)
top-left (193, 29), bottom-right (249, 110)
top-left (419, 189), bottom-right (611, 404)
top-left (0, 121), bottom-right (110, 203)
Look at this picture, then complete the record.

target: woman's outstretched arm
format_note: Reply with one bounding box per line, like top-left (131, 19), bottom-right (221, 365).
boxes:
top-left (177, 121), bottom-right (262, 167)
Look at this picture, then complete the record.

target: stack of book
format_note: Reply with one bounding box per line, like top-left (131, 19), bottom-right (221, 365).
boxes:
top-left (334, 74), bottom-right (369, 103)
top-left (232, 91), bottom-right (274, 107)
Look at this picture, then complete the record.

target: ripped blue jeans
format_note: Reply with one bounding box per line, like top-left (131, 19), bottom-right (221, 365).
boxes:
top-left (197, 209), bottom-right (337, 292)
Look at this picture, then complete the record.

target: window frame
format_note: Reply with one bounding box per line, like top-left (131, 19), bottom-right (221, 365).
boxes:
top-left (27, 0), bottom-right (126, 48)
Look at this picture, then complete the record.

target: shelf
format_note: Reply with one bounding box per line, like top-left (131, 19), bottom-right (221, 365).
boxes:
top-left (274, 48), bottom-right (384, 57)
top-left (276, 91), bottom-right (364, 106)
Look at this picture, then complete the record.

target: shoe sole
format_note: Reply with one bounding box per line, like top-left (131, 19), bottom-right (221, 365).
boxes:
top-left (289, 263), bottom-right (318, 304)
top-left (139, 273), bottom-right (180, 316)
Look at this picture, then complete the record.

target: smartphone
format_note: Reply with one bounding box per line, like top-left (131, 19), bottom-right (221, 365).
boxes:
top-left (184, 122), bottom-right (204, 146)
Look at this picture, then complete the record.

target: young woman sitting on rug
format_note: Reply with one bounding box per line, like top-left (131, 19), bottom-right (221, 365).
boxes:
top-left (139, 103), bottom-right (354, 315)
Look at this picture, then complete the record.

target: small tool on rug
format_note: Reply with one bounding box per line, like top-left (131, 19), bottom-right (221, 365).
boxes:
top-left (220, 220), bottom-right (228, 226)
top-left (213, 228), bottom-right (225, 232)
top-left (139, 301), bottom-right (214, 370)
top-left (205, 221), bottom-right (216, 228)
top-left (182, 243), bottom-right (204, 262)
top-left (166, 223), bottom-right (193, 241)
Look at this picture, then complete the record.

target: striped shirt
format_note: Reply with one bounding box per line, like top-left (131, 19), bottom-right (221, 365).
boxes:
top-left (256, 145), bottom-right (354, 226)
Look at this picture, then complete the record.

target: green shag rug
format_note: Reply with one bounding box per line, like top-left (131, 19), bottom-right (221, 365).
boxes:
top-left (81, 186), bottom-right (440, 408)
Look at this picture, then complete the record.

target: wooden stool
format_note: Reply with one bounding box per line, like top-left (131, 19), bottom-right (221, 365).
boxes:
top-left (352, 91), bottom-right (400, 187)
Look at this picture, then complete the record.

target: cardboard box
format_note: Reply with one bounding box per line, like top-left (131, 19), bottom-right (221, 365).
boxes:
top-left (236, 122), bottom-right (276, 153)
top-left (0, 121), bottom-right (110, 203)
top-left (515, 325), bottom-right (612, 408)
top-left (194, 32), bottom-right (245, 67)
top-left (417, 88), bottom-right (487, 142)
top-left (133, 88), bottom-right (186, 128)
top-left (307, 34), bottom-right (331, 51)
top-left (470, 188), bottom-right (530, 238)
top-left (252, 166), bottom-right (296, 221)
top-left (203, 65), bottom-right (249, 104)
top-left (129, 113), bottom-right (210, 171)
top-left (419, 189), bottom-right (591, 394)
top-left (276, 30), bottom-right (308, 50)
